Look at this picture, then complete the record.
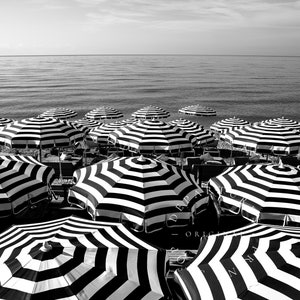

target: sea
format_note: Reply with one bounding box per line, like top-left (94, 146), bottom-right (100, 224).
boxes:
top-left (0, 54), bottom-right (299, 129)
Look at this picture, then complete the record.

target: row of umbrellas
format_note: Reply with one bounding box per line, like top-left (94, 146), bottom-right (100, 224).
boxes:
top-left (0, 117), bottom-right (215, 156)
top-left (0, 113), bottom-right (298, 217)
top-left (2, 111), bottom-right (300, 156)
top-left (0, 112), bottom-right (299, 298)
top-left (0, 105), bottom-right (217, 126)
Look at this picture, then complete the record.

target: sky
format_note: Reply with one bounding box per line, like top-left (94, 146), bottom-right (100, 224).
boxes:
top-left (0, 0), bottom-right (300, 56)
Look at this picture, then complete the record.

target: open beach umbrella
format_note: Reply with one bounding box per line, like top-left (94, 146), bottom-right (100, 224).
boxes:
top-left (131, 105), bottom-right (170, 120)
top-left (0, 154), bottom-right (55, 218)
top-left (87, 121), bottom-right (128, 145)
top-left (174, 222), bottom-right (300, 300)
top-left (68, 155), bottom-right (207, 233)
top-left (85, 106), bottom-right (123, 120)
top-left (108, 119), bottom-right (197, 154)
top-left (0, 215), bottom-right (170, 299)
top-left (72, 118), bottom-right (103, 130)
top-left (169, 119), bottom-right (215, 146)
top-left (62, 120), bottom-right (91, 136)
top-left (261, 116), bottom-right (300, 130)
top-left (0, 118), bottom-right (14, 129)
top-left (0, 117), bottom-right (83, 150)
top-left (178, 105), bottom-right (217, 117)
top-left (222, 123), bottom-right (300, 155)
top-left (210, 117), bottom-right (250, 134)
top-left (38, 107), bottom-right (78, 119)
top-left (208, 161), bottom-right (300, 226)
top-left (0, 117), bottom-right (83, 179)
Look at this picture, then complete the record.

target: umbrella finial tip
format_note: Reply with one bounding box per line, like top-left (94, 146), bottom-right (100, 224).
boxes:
top-left (138, 155), bottom-right (146, 161)
top-left (40, 241), bottom-right (52, 252)
top-left (278, 158), bottom-right (285, 169)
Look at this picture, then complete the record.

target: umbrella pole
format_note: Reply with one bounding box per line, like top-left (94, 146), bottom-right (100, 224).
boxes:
top-left (83, 136), bottom-right (87, 166)
top-left (39, 146), bottom-right (42, 162)
top-left (58, 147), bottom-right (63, 182)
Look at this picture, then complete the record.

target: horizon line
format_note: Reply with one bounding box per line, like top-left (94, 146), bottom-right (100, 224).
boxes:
top-left (0, 53), bottom-right (300, 58)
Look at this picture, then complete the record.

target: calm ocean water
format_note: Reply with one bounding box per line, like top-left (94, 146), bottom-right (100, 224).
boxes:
top-left (0, 55), bottom-right (299, 128)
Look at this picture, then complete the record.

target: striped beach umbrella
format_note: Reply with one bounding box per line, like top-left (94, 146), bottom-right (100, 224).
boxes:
top-left (87, 121), bottom-right (127, 145)
top-left (178, 105), bottom-right (217, 117)
top-left (62, 120), bottom-right (91, 137)
top-left (169, 119), bottom-right (215, 146)
top-left (71, 118), bottom-right (103, 130)
top-left (222, 123), bottom-right (300, 155)
top-left (0, 215), bottom-right (170, 299)
top-left (0, 117), bottom-right (83, 149)
top-left (208, 161), bottom-right (300, 225)
top-left (85, 106), bottom-right (123, 120)
top-left (0, 118), bottom-right (14, 128)
top-left (68, 155), bottom-right (207, 233)
top-left (108, 119), bottom-right (197, 154)
top-left (210, 117), bottom-right (250, 133)
top-left (0, 154), bottom-right (55, 218)
top-left (132, 105), bottom-right (170, 120)
top-left (38, 107), bottom-right (78, 119)
top-left (174, 223), bottom-right (300, 300)
top-left (261, 116), bottom-right (300, 130)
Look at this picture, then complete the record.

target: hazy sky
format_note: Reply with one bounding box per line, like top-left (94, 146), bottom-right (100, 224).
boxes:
top-left (1, 0), bottom-right (300, 56)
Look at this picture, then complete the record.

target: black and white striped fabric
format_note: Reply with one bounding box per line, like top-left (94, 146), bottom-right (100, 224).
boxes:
top-left (131, 105), bottom-right (170, 119)
top-left (208, 162), bottom-right (300, 225)
top-left (85, 106), bottom-right (123, 120)
top-left (178, 105), bottom-right (217, 116)
top-left (68, 156), bottom-right (207, 232)
top-left (0, 117), bottom-right (83, 148)
top-left (0, 118), bottom-right (14, 128)
top-left (222, 123), bottom-right (300, 155)
top-left (108, 119), bottom-right (197, 154)
top-left (0, 154), bottom-right (55, 217)
top-left (0, 215), bottom-right (170, 299)
top-left (169, 119), bottom-right (215, 146)
top-left (87, 121), bottom-right (127, 145)
top-left (71, 118), bottom-right (103, 130)
top-left (174, 223), bottom-right (300, 300)
top-left (38, 107), bottom-right (78, 119)
top-left (261, 117), bottom-right (300, 130)
top-left (210, 117), bottom-right (250, 133)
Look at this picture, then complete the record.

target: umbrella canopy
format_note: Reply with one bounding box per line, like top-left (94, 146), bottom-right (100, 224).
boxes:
top-left (222, 123), bottom-right (300, 155)
top-left (108, 119), bottom-right (197, 154)
top-left (71, 118), bottom-right (103, 130)
top-left (38, 107), bottom-right (78, 119)
top-left (68, 155), bottom-right (207, 232)
top-left (210, 117), bottom-right (250, 134)
top-left (208, 161), bottom-right (300, 225)
top-left (85, 106), bottom-right (123, 120)
top-left (261, 116), bottom-right (300, 130)
top-left (131, 105), bottom-right (170, 120)
top-left (87, 121), bottom-right (128, 145)
top-left (0, 118), bottom-right (14, 128)
top-left (0, 117), bottom-right (83, 149)
top-left (0, 154), bottom-right (55, 218)
top-left (0, 215), bottom-right (170, 299)
top-left (178, 105), bottom-right (217, 117)
top-left (169, 119), bottom-right (215, 146)
top-left (174, 222), bottom-right (300, 300)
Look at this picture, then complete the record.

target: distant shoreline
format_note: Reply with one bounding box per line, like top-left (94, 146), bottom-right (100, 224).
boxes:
top-left (1, 54), bottom-right (300, 58)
